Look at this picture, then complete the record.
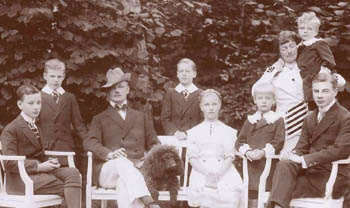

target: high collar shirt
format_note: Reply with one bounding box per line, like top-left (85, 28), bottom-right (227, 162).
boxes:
top-left (109, 100), bottom-right (127, 120)
top-left (41, 85), bottom-right (65, 95)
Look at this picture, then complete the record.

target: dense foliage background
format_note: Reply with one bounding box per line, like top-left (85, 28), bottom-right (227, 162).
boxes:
top-left (1, 0), bottom-right (350, 133)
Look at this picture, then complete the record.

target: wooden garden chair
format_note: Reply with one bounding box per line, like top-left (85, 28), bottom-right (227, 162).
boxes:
top-left (242, 154), bottom-right (350, 208)
top-left (0, 149), bottom-right (79, 208)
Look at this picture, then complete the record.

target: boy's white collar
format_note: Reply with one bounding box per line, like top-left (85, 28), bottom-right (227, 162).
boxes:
top-left (20, 112), bottom-right (36, 124)
top-left (41, 85), bottom-right (65, 95)
top-left (299, 38), bottom-right (322, 47)
top-left (175, 83), bottom-right (198, 93)
top-left (248, 111), bottom-right (281, 124)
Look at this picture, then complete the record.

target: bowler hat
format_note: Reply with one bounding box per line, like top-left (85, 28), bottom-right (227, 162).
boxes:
top-left (101, 68), bottom-right (131, 88)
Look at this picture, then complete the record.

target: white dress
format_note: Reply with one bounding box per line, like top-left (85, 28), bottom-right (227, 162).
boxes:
top-left (187, 121), bottom-right (244, 208)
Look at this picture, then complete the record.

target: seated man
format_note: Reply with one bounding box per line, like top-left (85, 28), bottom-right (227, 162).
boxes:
top-left (268, 72), bottom-right (350, 208)
top-left (83, 68), bottom-right (160, 208)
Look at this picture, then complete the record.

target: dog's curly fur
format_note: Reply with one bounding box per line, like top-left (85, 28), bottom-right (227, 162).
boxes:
top-left (142, 144), bottom-right (184, 207)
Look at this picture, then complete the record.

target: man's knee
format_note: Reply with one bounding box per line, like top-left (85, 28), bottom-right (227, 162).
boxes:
top-left (63, 168), bottom-right (81, 188)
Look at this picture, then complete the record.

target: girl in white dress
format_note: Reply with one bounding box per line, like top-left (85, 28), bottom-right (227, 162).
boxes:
top-left (187, 89), bottom-right (244, 208)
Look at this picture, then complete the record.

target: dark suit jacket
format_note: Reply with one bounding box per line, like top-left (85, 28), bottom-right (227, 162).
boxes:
top-left (39, 92), bottom-right (87, 165)
top-left (0, 115), bottom-right (61, 194)
top-left (161, 88), bottom-right (203, 135)
top-left (294, 102), bottom-right (350, 193)
top-left (235, 117), bottom-right (285, 191)
top-left (83, 105), bottom-right (159, 185)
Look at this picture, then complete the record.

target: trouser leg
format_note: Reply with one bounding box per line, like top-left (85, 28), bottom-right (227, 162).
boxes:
top-left (267, 160), bottom-right (302, 208)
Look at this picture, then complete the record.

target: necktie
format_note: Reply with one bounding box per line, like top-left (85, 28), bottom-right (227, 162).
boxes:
top-left (116, 104), bottom-right (127, 112)
top-left (182, 89), bottom-right (189, 100)
top-left (52, 90), bottom-right (59, 103)
top-left (27, 122), bottom-right (40, 140)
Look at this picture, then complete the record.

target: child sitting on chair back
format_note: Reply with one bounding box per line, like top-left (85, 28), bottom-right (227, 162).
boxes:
top-left (236, 83), bottom-right (285, 200)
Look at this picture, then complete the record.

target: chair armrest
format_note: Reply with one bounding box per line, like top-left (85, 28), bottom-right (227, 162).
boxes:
top-left (86, 152), bottom-right (93, 187)
top-left (158, 136), bottom-right (188, 148)
top-left (44, 151), bottom-right (76, 168)
top-left (0, 155), bottom-right (34, 196)
top-left (325, 157), bottom-right (350, 199)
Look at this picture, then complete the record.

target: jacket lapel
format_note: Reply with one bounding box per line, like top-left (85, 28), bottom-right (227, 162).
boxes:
top-left (17, 116), bottom-right (42, 150)
top-left (55, 93), bottom-right (69, 119)
top-left (106, 106), bottom-right (125, 129)
top-left (182, 90), bottom-right (201, 116)
top-left (174, 90), bottom-right (186, 107)
top-left (41, 92), bottom-right (58, 112)
top-left (310, 103), bottom-right (338, 143)
top-left (120, 108), bottom-right (137, 139)
top-left (253, 119), bottom-right (269, 131)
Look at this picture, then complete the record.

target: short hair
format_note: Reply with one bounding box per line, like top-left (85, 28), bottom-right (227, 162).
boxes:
top-left (312, 73), bottom-right (337, 90)
top-left (199, 89), bottom-right (222, 104)
top-left (177, 58), bottom-right (197, 72)
top-left (16, 84), bottom-right (40, 101)
top-left (252, 83), bottom-right (275, 98)
top-left (297, 12), bottom-right (321, 31)
top-left (45, 59), bottom-right (65, 73)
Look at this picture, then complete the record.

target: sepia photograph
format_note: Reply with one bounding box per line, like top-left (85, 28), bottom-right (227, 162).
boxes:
top-left (0, 0), bottom-right (350, 207)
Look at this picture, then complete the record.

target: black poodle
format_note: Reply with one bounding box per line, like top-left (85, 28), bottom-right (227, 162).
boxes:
top-left (142, 144), bottom-right (184, 207)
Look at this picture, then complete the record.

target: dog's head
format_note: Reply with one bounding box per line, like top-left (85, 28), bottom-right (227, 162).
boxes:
top-left (143, 144), bottom-right (184, 179)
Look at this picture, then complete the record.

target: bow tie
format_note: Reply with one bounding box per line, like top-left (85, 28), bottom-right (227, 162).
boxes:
top-left (115, 104), bottom-right (127, 111)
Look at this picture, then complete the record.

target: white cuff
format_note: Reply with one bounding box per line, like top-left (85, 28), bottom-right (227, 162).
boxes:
top-left (239, 144), bottom-right (252, 156)
top-left (263, 143), bottom-right (275, 155)
top-left (301, 156), bottom-right (307, 169)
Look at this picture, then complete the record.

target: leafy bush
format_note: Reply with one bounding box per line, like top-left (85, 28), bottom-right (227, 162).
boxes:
top-left (1, 0), bottom-right (350, 133)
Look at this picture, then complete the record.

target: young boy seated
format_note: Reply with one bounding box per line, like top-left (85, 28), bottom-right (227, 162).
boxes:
top-left (0, 84), bottom-right (81, 208)
top-left (235, 83), bottom-right (285, 200)
top-left (161, 58), bottom-right (203, 140)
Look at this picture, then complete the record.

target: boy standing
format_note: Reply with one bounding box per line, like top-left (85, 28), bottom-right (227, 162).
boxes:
top-left (1, 84), bottom-right (81, 207)
top-left (161, 58), bottom-right (203, 140)
top-left (39, 59), bottom-right (87, 166)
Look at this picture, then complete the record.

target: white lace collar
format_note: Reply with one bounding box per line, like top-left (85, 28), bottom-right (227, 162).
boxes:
top-left (299, 38), bottom-right (323, 47)
top-left (248, 111), bottom-right (281, 124)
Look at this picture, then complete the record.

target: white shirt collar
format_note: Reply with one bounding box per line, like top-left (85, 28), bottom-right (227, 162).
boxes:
top-left (175, 83), bottom-right (198, 94)
top-left (248, 110), bottom-right (281, 124)
top-left (318, 99), bottom-right (336, 113)
top-left (41, 85), bottom-right (65, 95)
top-left (110, 100), bottom-right (127, 109)
top-left (299, 38), bottom-right (322, 47)
top-left (21, 112), bottom-right (36, 124)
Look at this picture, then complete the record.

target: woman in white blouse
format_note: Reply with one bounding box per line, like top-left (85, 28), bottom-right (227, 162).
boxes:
top-left (253, 31), bottom-right (306, 153)
top-left (187, 89), bottom-right (244, 208)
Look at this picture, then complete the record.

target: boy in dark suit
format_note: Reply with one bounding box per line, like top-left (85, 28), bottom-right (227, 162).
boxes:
top-left (39, 59), bottom-right (87, 166)
top-left (268, 73), bottom-right (350, 208)
top-left (0, 84), bottom-right (81, 207)
top-left (83, 68), bottom-right (160, 208)
top-left (161, 58), bottom-right (203, 140)
top-left (236, 83), bottom-right (285, 200)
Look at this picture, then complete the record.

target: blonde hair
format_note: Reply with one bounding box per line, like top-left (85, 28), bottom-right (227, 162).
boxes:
top-left (252, 83), bottom-right (275, 98)
top-left (199, 89), bottom-right (222, 104)
top-left (297, 12), bottom-right (321, 32)
top-left (312, 73), bottom-right (337, 90)
top-left (45, 59), bottom-right (65, 73)
top-left (177, 58), bottom-right (197, 72)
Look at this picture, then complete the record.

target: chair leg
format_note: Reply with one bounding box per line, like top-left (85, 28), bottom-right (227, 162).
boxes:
top-left (101, 200), bottom-right (108, 208)
top-left (86, 187), bottom-right (92, 208)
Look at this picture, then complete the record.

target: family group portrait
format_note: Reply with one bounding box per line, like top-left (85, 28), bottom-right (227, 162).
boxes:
top-left (0, 0), bottom-right (350, 208)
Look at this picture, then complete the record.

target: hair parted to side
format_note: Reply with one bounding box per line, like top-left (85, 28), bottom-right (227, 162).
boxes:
top-left (252, 83), bottom-right (275, 98)
top-left (177, 58), bottom-right (197, 71)
top-left (16, 84), bottom-right (40, 101)
top-left (199, 89), bottom-right (222, 104)
top-left (277, 30), bottom-right (299, 46)
top-left (312, 73), bottom-right (337, 90)
top-left (297, 11), bottom-right (321, 31)
top-left (45, 59), bottom-right (65, 73)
